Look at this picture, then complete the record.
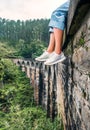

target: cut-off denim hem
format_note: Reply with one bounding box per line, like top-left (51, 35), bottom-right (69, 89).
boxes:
top-left (49, 0), bottom-right (70, 32)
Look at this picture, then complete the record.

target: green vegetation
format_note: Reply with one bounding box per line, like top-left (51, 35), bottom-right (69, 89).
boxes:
top-left (76, 34), bottom-right (85, 47)
top-left (0, 17), bottom-right (63, 130)
top-left (0, 59), bottom-right (63, 130)
top-left (0, 42), bottom-right (16, 58)
top-left (0, 18), bottom-right (49, 58)
top-left (16, 40), bottom-right (47, 59)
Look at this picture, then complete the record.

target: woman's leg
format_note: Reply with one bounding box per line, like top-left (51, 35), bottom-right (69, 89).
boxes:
top-left (44, 28), bottom-right (65, 65)
top-left (47, 28), bottom-right (63, 54)
top-left (35, 1), bottom-right (70, 63)
top-left (35, 32), bottom-right (55, 61)
top-left (47, 32), bottom-right (55, 53)
top-left (54, 28), bottom-right (63, 54)
top-left (47, 1), bottom-right (70, 55)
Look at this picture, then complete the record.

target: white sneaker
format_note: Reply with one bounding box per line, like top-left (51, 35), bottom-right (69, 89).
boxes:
top-left (35, 51), bottom-right (54, 61)
top-left (44, 52), bottom-right (66, 65)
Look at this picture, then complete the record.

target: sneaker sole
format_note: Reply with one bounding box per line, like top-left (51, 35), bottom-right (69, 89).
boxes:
top-left (35, 58), bottom-right (48, 62)
top-left (44, 57), bottom-right (66, 65)
top-left (35, 52), bottom-right (55, 62)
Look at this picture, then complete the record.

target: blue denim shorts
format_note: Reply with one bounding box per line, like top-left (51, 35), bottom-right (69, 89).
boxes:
top-left (49, 1), bottom-right (70, 32)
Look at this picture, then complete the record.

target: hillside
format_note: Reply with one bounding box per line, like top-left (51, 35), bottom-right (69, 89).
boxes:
top-left (0, 18), bottom-right (63, 130)
top-left (0, 18), bottom-right (49, 58)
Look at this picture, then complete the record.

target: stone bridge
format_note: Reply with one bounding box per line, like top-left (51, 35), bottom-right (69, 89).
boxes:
top-left (12, 0), bottom-right (90, 130)
top-left (13, 58), bottom-right (60, 119)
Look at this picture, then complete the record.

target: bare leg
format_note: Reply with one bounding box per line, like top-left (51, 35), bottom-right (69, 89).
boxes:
top-left (54, 28), bottom-right (64, 54)
top-left (47, 32), bottom-right (55, 53)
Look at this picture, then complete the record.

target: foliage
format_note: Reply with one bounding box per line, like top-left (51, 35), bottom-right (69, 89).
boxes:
top-left (2, 59), bottom-right (18, 83)
top-left (0, 42), bottom-right (16, 58)
top-left (0, 17), bottom-right (63, 130)
top-left (0, 18), bottom-right (49, 46)
top-left (0, 51), bottom-right (64, 129)
top-left (0, 107), bottom-right (63, 130)
top-left (29, 40), bottom-right (47, 58)
top-left (0, 59), bottom-right (63, 130)
top-left (0, 18), bottom-right (49, 58)
top-left (0, 59), bottom-right (4, 81)
top-left (17, 40), bottom-right (47, 58)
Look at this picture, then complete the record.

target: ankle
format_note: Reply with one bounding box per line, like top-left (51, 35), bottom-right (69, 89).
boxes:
top-left (47, 49), bottom-right (54, 53)
top-left (55, 50), bottom-right (62, 55)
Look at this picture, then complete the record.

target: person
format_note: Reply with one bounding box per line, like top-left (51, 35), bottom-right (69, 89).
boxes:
top-left (35, 0), bottom-right (70, 65)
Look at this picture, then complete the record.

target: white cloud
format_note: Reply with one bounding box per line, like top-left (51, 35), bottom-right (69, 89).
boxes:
top-left (0, 0), bottom-right (68, 20)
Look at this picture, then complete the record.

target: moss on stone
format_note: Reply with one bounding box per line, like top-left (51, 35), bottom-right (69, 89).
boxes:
top-left (65, 45), bottom-right (72, 55)
top-left (77, 37), bottom-right (85, 47)
top-left (75, 32), bottom-right (85, 48)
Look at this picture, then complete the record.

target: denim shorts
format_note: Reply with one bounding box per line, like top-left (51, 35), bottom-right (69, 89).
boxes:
top-left (49, 0), bottom-right (70, 32)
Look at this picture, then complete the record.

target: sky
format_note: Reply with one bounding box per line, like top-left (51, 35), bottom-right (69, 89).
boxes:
top-left (0, 0), bottom-right (68, 20)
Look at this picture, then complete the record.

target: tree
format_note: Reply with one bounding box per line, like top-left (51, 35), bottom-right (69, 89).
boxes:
top-left (0, 17), bottom-right (49, 58)
top-left (0, 59), bottom-right (4, 88)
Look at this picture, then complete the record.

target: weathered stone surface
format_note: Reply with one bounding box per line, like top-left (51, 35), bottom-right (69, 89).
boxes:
top-left (67, 0), bottom-right (90, 34)
top-left (63, 2), bottom-right (90, 129)
top-left (67, 0), bottom-right (79, 33)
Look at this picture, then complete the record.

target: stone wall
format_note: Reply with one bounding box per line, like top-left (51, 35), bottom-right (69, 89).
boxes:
top-left (12, 0), bottom-right (90, 129)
